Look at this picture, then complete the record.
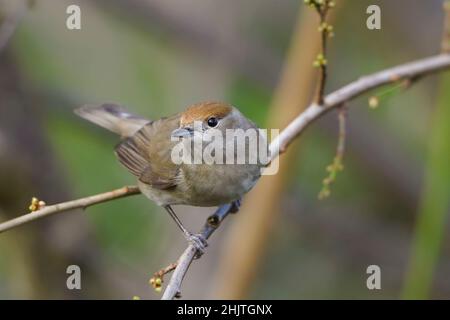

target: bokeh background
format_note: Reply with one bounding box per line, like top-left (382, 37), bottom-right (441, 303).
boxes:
top-left (0, 0), bottom-right (449, 299)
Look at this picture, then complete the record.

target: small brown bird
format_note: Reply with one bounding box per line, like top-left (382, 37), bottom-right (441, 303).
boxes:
top-left (75, 102), bottom-right (264, 252)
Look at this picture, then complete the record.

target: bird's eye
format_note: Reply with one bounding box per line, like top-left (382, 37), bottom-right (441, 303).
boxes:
top-left (207, 117), bottom-right (218, 127)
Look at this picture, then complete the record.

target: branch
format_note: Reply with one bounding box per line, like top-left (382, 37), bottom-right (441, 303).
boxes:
top-left (318, 105), bottom-right (347, 199)
top-left (0, 186), bottom-right (140, 233)
top-left (162, 53), bottom-right (450, 299)
top-left (309, 0), bottom-right (334, 104)
top-left (161, 203), bottom-right (234, 299)
top-left (270, 53), bottom-right (450, 156)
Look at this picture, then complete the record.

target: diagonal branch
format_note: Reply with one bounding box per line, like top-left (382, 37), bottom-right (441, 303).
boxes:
top-left (161, 203), bottom-right (234, 299)
top-left (161, 53), bottom-right (450, 300)
top-left (270, 53), bottom-right (450, 156)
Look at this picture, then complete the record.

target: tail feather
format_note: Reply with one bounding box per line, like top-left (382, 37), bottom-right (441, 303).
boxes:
top-left (74, 103), bottom-right (150, 137)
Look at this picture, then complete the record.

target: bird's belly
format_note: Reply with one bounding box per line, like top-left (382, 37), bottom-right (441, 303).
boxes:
top-left (138, 164), bottom-right (261, 207)
top-left (137, 181), bottom-right (181, 206)
top-left (179, 163), bottom-right (261, 206)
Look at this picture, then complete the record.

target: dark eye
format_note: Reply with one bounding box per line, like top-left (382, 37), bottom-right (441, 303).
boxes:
top-left (207, 117), bottom-right (218, 127)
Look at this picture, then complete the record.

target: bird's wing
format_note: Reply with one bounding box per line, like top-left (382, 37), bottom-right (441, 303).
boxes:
top-left (114, 114), bottom-right (181, 190)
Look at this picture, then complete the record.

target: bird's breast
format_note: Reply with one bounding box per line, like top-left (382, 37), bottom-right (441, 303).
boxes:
top-left (177, 162), bottom-right (261, 206)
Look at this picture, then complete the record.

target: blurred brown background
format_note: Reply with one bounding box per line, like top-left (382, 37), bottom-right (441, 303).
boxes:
top-left (0, 0), bottom-right (449, 299)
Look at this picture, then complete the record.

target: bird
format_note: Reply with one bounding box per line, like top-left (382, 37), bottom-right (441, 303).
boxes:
top-left (75, 102), bottom-right (265, 252)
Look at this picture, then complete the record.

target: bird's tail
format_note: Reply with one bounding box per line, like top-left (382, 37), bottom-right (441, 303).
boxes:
top-left (74, 103), bottom-right (150, 137)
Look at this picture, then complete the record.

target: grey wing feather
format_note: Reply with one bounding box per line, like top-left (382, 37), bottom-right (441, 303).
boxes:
top-left (114, 121), bottom-right (179, 190)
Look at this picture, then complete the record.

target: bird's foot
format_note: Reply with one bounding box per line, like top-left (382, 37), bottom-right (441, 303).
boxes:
top-left (187, 233), bottom-right (208, 258)
top-left (230, 198), bottom-right (242, 214)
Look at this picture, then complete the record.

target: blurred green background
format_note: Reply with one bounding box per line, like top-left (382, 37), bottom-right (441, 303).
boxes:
top-left (0, 0), bottom-right (449, 299)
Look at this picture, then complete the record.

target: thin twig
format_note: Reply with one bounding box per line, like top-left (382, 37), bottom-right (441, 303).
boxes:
top-left (315, 1), bottom-right (332, 104)
top-left (318, 105), bottom-right (346, 199)
top-left (336, 106), bottom-right (347, 160)
top-left (161, 53), bottom-right (450, 299)
top-left (152, 262), bottom-right (178, 280)
top-left (149, 262), bottom-right (178, 292)
top-left (0, 186), bottom-right (141, 233)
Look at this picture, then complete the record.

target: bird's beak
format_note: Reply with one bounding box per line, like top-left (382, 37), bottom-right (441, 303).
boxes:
top-left (171, 127), bottom-right (194, 138)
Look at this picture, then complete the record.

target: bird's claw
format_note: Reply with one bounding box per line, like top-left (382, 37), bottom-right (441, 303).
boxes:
top-left (230, 198), bottom-right (242, 213)
top-left (187, 233), bottom-right (208, 258)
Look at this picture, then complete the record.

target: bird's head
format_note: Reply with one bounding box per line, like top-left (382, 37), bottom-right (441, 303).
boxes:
top-left (171, 102), bottom-right (239, 138)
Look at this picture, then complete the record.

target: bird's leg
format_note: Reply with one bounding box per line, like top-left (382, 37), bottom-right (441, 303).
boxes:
top-left (164, 205), bottom-right (208, 257)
